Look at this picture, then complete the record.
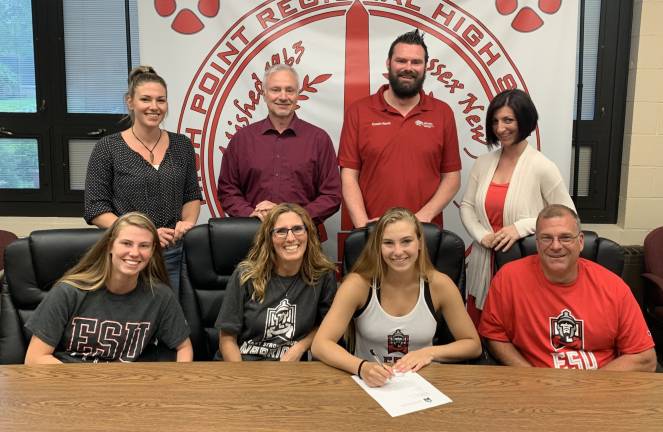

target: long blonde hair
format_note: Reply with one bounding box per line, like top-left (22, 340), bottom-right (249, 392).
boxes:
top-left (351, 207), bottom-right (434, 286)
top-left (238, 203), bottom-right (335, 302)
top-left (58, 212), bottom-right (169, 291)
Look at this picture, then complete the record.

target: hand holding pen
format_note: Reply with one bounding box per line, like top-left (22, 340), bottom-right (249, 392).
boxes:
top-left (359, 349), bottom-right (394, 388)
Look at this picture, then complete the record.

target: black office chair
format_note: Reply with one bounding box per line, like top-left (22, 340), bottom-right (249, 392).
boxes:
top-left (0, 229), bottom-right (104, 364)
top-left (342, 223), bottom-right (466, 346)
top-left (493, 231), bottom-right (624, 275)
top-left (180, 217), bottom-right (261, 360)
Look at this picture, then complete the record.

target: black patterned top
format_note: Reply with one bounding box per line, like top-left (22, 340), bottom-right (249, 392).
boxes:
top-left (84, 131), bottom-right (202, 229)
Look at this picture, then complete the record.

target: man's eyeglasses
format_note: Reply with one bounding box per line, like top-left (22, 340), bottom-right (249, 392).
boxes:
top-left (536, 233), bottom-right (581, 246)
top-left (272, 225), bottom-right (307, 238)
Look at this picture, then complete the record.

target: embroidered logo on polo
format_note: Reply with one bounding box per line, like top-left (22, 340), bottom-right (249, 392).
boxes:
top-left (415, 120), bottom-right (435, 129)
top-left (549, 309), bottom-right (597, 369)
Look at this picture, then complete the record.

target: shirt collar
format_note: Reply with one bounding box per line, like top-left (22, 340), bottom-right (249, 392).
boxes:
top-left (259, 113), bottom-right (300, 135)
top-left (373, 83), bottom-right (433, 115)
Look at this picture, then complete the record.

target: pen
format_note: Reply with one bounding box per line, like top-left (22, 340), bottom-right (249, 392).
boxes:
top-left (369, 349), bottom-right (389, 372)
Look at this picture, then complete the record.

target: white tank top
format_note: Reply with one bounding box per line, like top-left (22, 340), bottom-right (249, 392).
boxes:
top-left (354, 277), bottom-right (438, 363)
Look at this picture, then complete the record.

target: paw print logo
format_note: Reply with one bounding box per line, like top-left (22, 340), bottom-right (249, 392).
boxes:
top-left (496, 0), bottom-right (562, 33)
top-left (155, 0), bottom-right (220, 35)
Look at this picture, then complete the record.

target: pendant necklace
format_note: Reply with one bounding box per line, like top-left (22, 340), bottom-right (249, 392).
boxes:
top-left (131, 127), bottom-right (162, 164)
top-left (276, 274), bottom-right (299, 298)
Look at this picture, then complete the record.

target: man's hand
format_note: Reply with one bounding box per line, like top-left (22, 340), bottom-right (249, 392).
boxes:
top-left (415, 210), bottom-right (434, 223)
top-left (250, 200), bottom-right (277, 221)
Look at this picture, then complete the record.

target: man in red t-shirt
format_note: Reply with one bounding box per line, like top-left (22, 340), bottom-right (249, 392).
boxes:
top-left (479, 204), bottom-right (656, 371)
top-left (338, 29), bottom-right (461, 227)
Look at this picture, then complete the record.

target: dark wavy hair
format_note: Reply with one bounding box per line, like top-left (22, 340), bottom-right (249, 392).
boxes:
top-left (485, 89), bottom-right (538, 149)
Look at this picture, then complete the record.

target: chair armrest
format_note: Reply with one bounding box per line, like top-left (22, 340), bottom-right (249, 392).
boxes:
top-left (643, 273), bottom-right (663, 301)
top-left (643, 273), bottom-right (663, 321)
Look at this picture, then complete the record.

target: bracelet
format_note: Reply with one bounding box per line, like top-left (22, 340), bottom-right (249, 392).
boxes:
top-left (357, 360), bottom-right (367, 378)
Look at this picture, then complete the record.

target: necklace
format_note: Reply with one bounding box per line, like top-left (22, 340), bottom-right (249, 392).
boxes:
top-left (131, 127), bottom-right (162, 164)
top-left (275, 274), bottom-right (299, 298)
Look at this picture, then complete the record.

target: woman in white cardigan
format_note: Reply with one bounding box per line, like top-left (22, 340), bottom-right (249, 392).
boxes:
top-left (460, 89), bottom-right (575, 325)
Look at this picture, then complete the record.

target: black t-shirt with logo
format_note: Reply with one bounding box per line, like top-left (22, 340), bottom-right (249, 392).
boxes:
top-left (25, 280), bottom-right (190, 363)
top-left (215, 268), bottom-right (337, 360)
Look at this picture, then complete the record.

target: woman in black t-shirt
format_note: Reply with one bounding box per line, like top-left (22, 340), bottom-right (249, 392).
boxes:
top-left (216, 203), bottom-right (337, 361)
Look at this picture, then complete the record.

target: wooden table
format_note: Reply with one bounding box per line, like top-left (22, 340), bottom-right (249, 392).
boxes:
top-left (0, 362), bottom-right (661, 431)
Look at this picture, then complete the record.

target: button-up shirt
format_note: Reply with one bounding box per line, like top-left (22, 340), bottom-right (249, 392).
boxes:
top-left (217, 115), bottom-right (341, 223)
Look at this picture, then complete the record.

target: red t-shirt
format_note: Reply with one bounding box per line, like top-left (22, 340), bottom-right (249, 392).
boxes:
top-left (479, 255), bottom-right (654, 369)
top-left (338, 84), bottom-right (461, 226)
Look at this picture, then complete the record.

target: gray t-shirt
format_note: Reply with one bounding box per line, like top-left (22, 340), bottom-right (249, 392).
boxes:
top-left (25, 280), bottom-right (190, 363)
top-left (215, 268), bottom-right (337, 360)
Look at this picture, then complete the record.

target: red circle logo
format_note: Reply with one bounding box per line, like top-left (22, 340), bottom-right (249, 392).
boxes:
top-left (155, 0), bottom-right (220, 34)
top-left (496, 0), bottom-right (562, 33)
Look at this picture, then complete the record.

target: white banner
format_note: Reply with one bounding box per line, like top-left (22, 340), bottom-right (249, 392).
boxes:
top-left (138, 0), bottom-right (578, 260)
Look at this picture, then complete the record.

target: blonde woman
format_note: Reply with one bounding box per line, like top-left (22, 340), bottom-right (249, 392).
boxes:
top-left (312, 208), bottom-right (480, 387)
top-left (24, 212), bottom-right (193, 364)
top-left (84, 66), bottom-right (202, 291)
top-left (216, 203), bottom-right (337, 361)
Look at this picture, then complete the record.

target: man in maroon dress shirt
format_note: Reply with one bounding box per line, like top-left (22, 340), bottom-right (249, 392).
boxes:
top-left (217, 64), bottom-right (341, 226)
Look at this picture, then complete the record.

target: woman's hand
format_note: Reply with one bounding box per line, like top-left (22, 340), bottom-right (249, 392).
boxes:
top-left (480, 233), bottom-right (497, 248)
top-left (360, 362), bottom-right (394, 387)
top-left (174, 220), bottom-right (194, 242)
top-left (280, 344), bottom-right (305, 362)
top-left (492, 225), bottom-right (519, 252)
top-left (157, 227), bottom-right (175, 248)
top-left (393, 347), bottom-right (434, 373)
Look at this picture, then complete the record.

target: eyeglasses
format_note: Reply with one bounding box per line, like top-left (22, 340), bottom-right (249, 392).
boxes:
top-left (536, 233), bottom-right (581, 246)
top-left (272, 224), bottom-right (307, 238)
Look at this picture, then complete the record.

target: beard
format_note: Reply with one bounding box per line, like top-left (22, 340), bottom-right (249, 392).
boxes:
top-left (388, 67), bottom-right (425, 98)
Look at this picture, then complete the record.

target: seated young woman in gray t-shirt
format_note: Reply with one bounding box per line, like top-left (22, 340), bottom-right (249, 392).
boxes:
top-left (25, 212), bottom-right (193, 364)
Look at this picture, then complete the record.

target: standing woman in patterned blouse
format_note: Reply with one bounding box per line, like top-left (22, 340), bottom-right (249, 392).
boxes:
top-left (84, 66), bottom-right (202, 292)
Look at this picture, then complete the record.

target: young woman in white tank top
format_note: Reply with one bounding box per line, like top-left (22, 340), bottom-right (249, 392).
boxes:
top-left (312, 208), bottom-right (481, 387)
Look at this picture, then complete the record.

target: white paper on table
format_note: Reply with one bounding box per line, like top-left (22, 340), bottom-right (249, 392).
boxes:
top-left (352, 371), bottom-right (452, 417)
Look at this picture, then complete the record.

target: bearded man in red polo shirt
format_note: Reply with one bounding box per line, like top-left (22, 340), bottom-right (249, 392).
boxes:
top-left (217, 64), bottom-right (341, 226)
top-left (339, 29), bottom-right (461, 227)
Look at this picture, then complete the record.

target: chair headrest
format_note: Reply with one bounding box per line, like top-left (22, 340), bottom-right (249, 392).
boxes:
top-left (30, 229), bottom-right (105, 289)
top-left (208, 217), bottom-right (261, 274)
